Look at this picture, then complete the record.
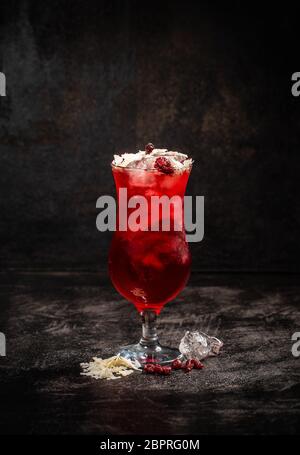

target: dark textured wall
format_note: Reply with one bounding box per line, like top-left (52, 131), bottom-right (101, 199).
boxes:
top-left (0, 0), bottom-right (299, 271)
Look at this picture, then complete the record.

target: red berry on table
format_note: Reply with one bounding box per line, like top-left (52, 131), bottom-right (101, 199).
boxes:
top-left (161, 366), bottom-right (172, 375)
top-left (154, 157), bottom-right (174, 175)
top-left (144, 364), bottom-right (156, 373)
top-left (171, 359), bottom-right (182, 370)
top-left (183, 359), bottom-right (194, 372)
top-left (145, 143), bottom-right (155, 154)
top-left (193, 359), bottom-right (204, 369)
top-left (154, 364), bottom-right (163, 374)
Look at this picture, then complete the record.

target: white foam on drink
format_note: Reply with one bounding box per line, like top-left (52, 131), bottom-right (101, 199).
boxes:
top-left (113, 148), bottom-right (192, 173)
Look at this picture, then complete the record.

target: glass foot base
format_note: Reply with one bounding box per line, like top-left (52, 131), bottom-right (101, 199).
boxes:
top-left (117, 342), bottom-right (182, 366)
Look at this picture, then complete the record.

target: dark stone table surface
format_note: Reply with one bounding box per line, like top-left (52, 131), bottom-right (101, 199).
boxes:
top-left (0, 270), bottom-right (299, 435)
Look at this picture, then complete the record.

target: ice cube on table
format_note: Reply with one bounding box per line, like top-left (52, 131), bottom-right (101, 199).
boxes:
top-left (179, 330), bottom-right (223, 360)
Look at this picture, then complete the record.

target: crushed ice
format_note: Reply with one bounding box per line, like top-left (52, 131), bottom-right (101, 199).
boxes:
top-left (179, 331), bottom-right (223, 360)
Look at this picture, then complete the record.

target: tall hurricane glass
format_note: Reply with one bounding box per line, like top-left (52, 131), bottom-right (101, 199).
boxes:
top-left (109, 163), bottom-right (191, 365)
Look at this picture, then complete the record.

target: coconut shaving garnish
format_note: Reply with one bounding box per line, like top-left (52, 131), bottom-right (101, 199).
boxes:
top-left (80, 354), bottom-right (141, 380)
top-left (113, 143), bottom-right (192, 174)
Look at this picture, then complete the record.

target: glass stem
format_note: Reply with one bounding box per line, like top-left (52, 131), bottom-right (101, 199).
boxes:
top-left (140, 310), bottom-right (159, 346)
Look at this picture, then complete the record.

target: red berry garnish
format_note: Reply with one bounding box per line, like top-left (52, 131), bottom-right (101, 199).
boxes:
top-left (161, 366), bottom-right (172, 375)
top-left (183, 359), bottom-right (194, 372)
top-left (171, 359), bottom-right (182, 370)
top-left (144, 364), bottom-right (156, 374)
top-left (193, 359), bottom-right (204, 369)
top-left (145, 143), bottom-right (155, 154)
top-left (154, 157), bottom-right (174, 175)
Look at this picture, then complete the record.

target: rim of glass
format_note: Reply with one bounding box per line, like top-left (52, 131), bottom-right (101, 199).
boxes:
top-left (111, 162), bottom-right (193, 173)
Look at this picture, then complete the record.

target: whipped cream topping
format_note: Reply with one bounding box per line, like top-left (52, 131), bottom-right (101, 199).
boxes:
top-left (113, 147), bottom-right (192, 173)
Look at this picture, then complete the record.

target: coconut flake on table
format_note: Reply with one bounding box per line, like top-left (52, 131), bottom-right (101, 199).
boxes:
top-left (80, 354), bottom-right (141, 380)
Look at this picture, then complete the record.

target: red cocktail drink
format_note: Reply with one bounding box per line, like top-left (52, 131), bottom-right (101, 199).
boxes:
top-left (108, 145), bottom-right (192, 364)
top-left (109, 167), bottom-right (191, 314)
